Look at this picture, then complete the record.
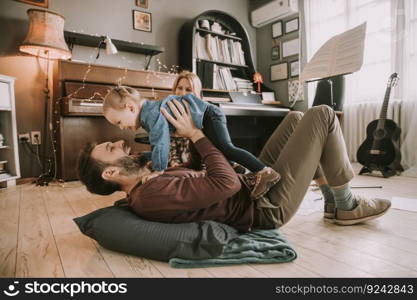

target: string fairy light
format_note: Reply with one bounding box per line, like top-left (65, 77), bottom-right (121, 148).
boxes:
top-left (46, 29), bottom-right (182, 186)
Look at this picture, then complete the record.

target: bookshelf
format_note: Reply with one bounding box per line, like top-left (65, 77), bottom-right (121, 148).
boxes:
top-left (0, 75), bottom-right (20, 187)
top-left (179, 10), bottom-right (259, 96)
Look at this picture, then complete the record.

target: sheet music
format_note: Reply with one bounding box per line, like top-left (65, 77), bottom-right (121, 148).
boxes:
top-left (300, 22), bottom-right (367, 82)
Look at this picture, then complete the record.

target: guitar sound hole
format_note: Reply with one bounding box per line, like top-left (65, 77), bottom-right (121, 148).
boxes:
top-left (373, 129), bottom-right (386, 139)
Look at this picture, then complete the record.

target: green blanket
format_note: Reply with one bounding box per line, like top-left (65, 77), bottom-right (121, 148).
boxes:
top-left (169, 229), bottom-right (297, 268)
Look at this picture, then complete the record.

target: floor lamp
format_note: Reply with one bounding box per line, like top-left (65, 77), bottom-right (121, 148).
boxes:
top-left (19, 9), bottom-right (72, 185)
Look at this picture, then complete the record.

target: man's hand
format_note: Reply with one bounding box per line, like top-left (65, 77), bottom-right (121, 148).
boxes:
top-left (161, 99), bottom-right (205, 143)
top-left (141, 170), bottom-right (164, 184)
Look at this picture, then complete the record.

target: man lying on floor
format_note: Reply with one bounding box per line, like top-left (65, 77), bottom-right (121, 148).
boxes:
top-left (77, 100), bottom-right (391, 232)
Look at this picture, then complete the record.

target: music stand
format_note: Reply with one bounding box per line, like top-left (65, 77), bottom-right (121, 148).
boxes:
top-left (300, 23), bottom-right (367, 110)
top-left (309, 73), bottom-right (350, 112)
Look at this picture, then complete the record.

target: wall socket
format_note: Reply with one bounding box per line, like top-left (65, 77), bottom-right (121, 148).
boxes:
top-left (30, 131), bottom-right (41, 145)
top-left (18, 133), bottom-right (30, 142)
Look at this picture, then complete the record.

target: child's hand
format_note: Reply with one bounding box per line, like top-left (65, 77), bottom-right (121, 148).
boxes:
top-left (141, 170), bottom-right (164, 184)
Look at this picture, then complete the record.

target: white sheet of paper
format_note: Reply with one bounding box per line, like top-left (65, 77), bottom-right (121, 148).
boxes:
top-left (300, 22), bottom-right (366, 82)
top-left (282, 38), bottom-right (299, 57)
top-left (262, 92), bottom-right (275, 101)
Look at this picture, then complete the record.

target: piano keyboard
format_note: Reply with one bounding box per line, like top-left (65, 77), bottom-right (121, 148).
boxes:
top-left (218, 103), bottom-right (290, 117)
top-left (68, 99), bottom-right (103, 114)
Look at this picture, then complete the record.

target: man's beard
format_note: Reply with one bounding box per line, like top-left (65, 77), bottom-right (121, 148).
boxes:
top-left (114, 154), bottom-right (150, 175)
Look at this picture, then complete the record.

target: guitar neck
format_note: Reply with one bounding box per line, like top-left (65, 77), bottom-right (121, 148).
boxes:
top-left (379, 86), bottom-right (392, 120)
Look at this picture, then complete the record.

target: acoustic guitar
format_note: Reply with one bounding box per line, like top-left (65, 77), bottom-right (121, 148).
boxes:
top-left (356, 73), bottom-right (403, 178)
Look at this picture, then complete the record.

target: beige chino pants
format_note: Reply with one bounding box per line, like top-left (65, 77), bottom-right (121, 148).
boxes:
top-left (255, 105), bottom-right (354, 228)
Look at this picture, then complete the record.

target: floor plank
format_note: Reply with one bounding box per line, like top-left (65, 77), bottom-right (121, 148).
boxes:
top-left (289, 218), bottom-right (417, 272)
top-left (43, 186), bottom-right (114, 277)
top-left (15, 185), bottom-right (64, 277)
top-left (0, 187), bottom-right (20, 277)
top-left (282, 227), bottom-right (417, 277)
top-left (2, 167), bottom-right (416, 278)
top-left (247, 262), bottom-right (321, 278)
top-left (67, 186), bottom-right (165, 278)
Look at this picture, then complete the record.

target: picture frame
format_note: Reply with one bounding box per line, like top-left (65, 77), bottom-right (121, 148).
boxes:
top-left (136, 0), bottom-right (148, 9)
top-left (284, 17), bottom-right (299, 34)
top-left (133, 10), bottom-right (152, 32)
top-left (272, 21), bottom-right (283, 38)
top-left (271, 45), bottom-right (280, 60)
top-left (14, 0), bottom-right (48, 8)
top-left (289, 60), bottom-right (300, 77)
top-left (288, 79), bottom-right (304, 103)
top-left (282, 38), bottom-right (299, 58)
top-left (270, 63), bottom-right (288, 82)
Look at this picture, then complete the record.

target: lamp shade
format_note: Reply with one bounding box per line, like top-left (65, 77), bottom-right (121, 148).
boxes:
top-left (19, 9), bottom-right (71, 60)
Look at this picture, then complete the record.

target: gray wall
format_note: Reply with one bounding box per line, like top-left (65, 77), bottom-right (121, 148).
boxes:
top-left (251, 0), bottom-right (307, 111)
top-left (0, 0), bottom-right (254, 178)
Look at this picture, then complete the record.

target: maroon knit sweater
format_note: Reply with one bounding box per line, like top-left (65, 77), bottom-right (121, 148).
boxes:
top-left (127, 137), bottom-right (255, 232)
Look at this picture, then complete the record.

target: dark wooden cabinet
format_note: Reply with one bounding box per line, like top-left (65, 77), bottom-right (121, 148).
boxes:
top-left (52, 61), bottom-right (176, 181)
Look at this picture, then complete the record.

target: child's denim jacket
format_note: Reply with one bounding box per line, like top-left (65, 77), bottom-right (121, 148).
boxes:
top-left (139, 94), bottom-right (209, 171)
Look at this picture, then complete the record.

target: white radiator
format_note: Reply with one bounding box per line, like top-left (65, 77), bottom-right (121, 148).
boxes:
top-left (342, 100), bottom-right (415, 162)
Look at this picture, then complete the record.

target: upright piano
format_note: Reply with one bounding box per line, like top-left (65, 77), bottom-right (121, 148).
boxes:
top-left (53, 61), bottom-right (289, 181)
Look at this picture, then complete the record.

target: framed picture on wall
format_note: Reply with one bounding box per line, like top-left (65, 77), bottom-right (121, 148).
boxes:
top-left (136, 0), bottom-right (148, 9)
top-left (271, 45), bottom-right (280, 60)
top-left (272, 21), bottom-right (283, 38)
top-left (284, 17), bottom-right (299, 34)
top-left (289, 60), bottom-right (300, 77)
top-left (288, 79), bottom-right (304, 103)
top-left (133, 10), bottom-right (152, 32)
top-left (14, 0), bottom-right (48, 8)
top-left (282, 38), bottom-right (299, 57)
top-left (270, 63), bottom-right (288, 81)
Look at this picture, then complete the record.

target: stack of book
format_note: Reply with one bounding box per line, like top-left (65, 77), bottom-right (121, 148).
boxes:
top-left (233, 77), bottom-right (253, 93)
top-left (195, 33), bottom-right (246, 66)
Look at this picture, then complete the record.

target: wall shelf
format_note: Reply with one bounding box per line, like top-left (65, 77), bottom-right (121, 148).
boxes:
top-left (196, 28), bottom-right (242, 41)
top-left (196, 58), bottom-right (248, 69)
top-left (64, 31), bottom-right (165, 69)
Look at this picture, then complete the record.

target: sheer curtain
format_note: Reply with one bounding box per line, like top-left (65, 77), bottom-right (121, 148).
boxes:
top-left (304, 0), bottom-right (417, 175)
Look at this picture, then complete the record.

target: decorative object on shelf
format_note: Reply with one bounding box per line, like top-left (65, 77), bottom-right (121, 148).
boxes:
top-left (133, 10), bottom-right (152, 32)
top-left (253, 72), bottom-right (263, 93)
top-left (284, 17), bottom-right (299, 34)
top-left (288, 79), bottom-right (304, 103)
top-left (282, 37), bottom-right (299, 57)
top-left (19, 8), bottom-right (71, 186)
top-left (198, 19), bottom-right (210, 30)
top-left (136, 0), bottom-right (148, 9)
top-left (0, 160), bottom-right (6, 172)
top-left (289, 60), bottom-right (299, 77)
top-left (272, 21), bottom-right (283, 38)
top-left (15, 0), bottom-right (48, 8)
top-left (211, 22), bottom-right (223, 34)
top-left (271, 45), bottom-right (280, 60)
top-left (0, 133), bottom-right (4, 147)
top-left (270, 62), bottom-right (288, 81)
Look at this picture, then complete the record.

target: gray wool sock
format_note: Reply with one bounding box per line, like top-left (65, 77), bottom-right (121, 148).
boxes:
top-left (319, 184), bottom-right (334, 204)
top-left (332, 184), bottom-right (357, 211)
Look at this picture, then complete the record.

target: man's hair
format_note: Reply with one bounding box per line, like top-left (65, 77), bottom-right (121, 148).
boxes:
top-left (103, 86), bottom-right (141, 114)
top-left (77, 143), bottom-right (122, 195)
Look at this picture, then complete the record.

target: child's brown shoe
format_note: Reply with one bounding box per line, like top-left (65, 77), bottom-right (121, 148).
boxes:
top-left (251, 167), bottom-right (281, 199)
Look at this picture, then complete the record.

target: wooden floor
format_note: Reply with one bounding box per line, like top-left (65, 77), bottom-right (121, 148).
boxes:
top-left (1, 169), bottom-right (417, 278)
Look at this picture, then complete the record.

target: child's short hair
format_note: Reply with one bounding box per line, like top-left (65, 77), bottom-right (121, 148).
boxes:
top-left (172, 71), bottom-right (202, 98)
top-left (103, 86), bottom-right (141, 113)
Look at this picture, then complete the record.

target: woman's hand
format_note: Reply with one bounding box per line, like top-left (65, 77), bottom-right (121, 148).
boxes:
top-left (161, 99), bottom-right (204, 143)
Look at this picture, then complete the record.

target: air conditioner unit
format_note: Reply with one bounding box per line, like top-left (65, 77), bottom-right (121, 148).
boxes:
top-left (251, 0), bottom-right (299, 28)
